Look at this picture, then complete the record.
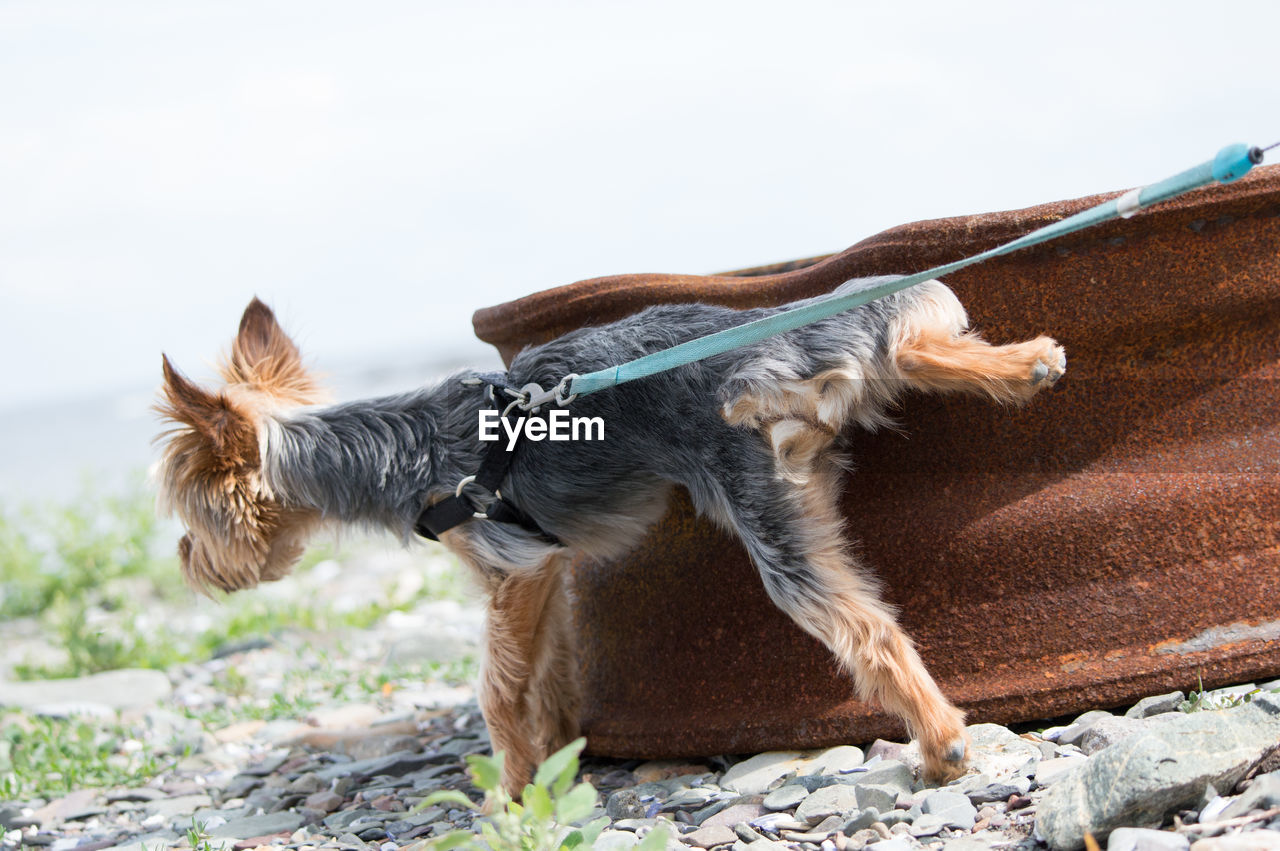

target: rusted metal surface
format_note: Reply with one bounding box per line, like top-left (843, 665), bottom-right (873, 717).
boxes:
top-left (473, 168), bottom-right (1280, 758)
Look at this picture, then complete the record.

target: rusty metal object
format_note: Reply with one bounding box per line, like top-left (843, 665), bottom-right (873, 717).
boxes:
top-left (472, 168), bottom-right (1280, 758)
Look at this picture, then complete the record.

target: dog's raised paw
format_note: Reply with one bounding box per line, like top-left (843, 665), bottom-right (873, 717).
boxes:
top-left (1030, 344), bottom-right (1067, 388)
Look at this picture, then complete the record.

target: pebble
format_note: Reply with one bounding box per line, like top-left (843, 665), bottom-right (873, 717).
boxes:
top-left (720, 752), bottom-right (809, 796)
top-left (761, 785), bottom-right (808, 812)
top-left (1125, 691), bottom-right (1187, 719)
top-left (1108, 827), bottom-right (1191, 851)
top-left (795, 786), bottom-right (859, 826)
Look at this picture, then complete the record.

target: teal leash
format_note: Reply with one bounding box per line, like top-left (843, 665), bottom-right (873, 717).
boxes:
top-left (522, 143), bottom-right (1271, 410)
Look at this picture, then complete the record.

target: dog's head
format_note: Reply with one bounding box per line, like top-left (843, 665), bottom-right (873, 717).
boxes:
top-left (155, 299), bottom-right (323, 594)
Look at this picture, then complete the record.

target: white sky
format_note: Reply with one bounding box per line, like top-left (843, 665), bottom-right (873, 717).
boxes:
top-left (2, 0), bottom-right (1278, 411)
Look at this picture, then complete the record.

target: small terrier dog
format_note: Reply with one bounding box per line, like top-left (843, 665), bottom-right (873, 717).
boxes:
top-left (155, 277), bottom-right (1065, 791)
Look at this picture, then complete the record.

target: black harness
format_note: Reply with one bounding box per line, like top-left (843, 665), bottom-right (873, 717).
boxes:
top-left (413, 374), bottom-right (561, 545)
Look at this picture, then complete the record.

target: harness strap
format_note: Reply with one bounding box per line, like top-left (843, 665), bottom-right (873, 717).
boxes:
top-left (413, 380), bottom-right (561, 545)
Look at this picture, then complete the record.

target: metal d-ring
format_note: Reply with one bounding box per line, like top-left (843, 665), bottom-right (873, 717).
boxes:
top-left (454, 475), bottom-right (499, 519)
top-left (554, 373), bottom-right (579, 406)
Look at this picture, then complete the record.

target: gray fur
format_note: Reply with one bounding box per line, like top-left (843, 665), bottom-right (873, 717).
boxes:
top-left (264, 276), bottom-right (949, 607)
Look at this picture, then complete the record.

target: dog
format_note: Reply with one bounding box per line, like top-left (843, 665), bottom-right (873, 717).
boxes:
top-left (154, 276), bottom-right (1065, 792)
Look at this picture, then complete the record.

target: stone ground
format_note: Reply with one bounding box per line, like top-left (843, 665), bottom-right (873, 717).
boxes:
top-left (4, 544), bottom-right (1280, 851)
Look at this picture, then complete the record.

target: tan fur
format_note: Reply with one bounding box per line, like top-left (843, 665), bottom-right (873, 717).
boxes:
top-left (154, 301), bottom-right (323, 595)
top-left (790, 457), bottom-right (968, 782)
top-left (457, 547), bottom-right (581, 793)
top-left (890, 287), bottom-right (1065, 404)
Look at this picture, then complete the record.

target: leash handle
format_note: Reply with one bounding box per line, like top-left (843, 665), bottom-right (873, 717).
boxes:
top-left (567, 143), bottom-right (1267, 400)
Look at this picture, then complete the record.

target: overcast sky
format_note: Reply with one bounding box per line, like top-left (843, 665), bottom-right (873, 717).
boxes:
top-left (3, 0), bottom-right (1278, 412)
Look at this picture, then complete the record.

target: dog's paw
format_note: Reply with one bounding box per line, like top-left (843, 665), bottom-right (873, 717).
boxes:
top-left (920, 730), bottom-right (971, 784)
top-left (1029, 340), bottom-right (1066, 389)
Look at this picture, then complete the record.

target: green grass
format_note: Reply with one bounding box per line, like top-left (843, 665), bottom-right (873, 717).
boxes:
top-left (0, 715), bottom-right (171, 800)
top-left (0, 481), bottom-right (480, 801)
top-left (0, 483), bottom-right (471, 681)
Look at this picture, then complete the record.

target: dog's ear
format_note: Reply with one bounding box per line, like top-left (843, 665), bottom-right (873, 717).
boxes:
top-left (222, 298), bottom-right (319, 403)
top-left (159, 354), bottom-right (259, 468)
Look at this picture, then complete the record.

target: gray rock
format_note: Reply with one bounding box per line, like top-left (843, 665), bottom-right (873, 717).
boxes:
top-left (842, 808), bottom-right (879, 834)
top-left (853, 784), bottom-right (899, 815)
top-left (664, 788), bottom-right (725, 812)
top-left (865, 741), bottom-right (907, 763)
top-left (1080, 716), bottom-right (1183, 755)
top-left (698, 803), bottom-right (765, 830)
top-left (877, 810), bottom-right (913, 828)
top-left (720, 752), bottom-right (809, 796)
top-left (208, 811), bottom-right (306, 839)
top-left (795, 786), bottom-right (860, 826)
top-left (614, 819), bottom-right (668, 833)
top-left (866, 838), bottom-right (914, 851)
top-left (0, 805), bottom-right (25, 830)
top-left (681, 823), bottom-right (737, 847)
top-left (1188, 831), bottom-right (1280, 850)
top-left (1221, 771), bottom-right (1280, 820)
top-left (909, 813), bottom-right (949, 837)
top-left (314, 749), bottom-right (433, 782)
top-left (1035, 757), bottom-right (1088, 787)
top-left (0, 669), bottom-right (172, 711)
top-left (691, 799), bottom-right (734, 825)
top-left (762, 785), bottom-right (809, 812)
top-left (805, 746), bottom-right (865, 776)
top-left (1107, 827), bottom-right (1189, 851)
top-left (31, 702), bottom-right (116, 720)
top-left (96, 831), bottom-right (181, 851)
top-left (305, 790), bottom-right (345, 812)
top-left (1056, 711), bottom-right (1117, 747)
top-left (105, 788), bottom-right (167, 804)
top-left (142, 793), bottom-right (213, 821)
top-left (852, 762), bottom-right (914, 796)
top-left (921, 790), bottom-right (976, 829)
top-left (966, 776), bottom-right (1031, 804)
top-left (324, 808), bottom-right (378, 831)
top-left (595, 830), bottom-right (642, 851)
top-left (957, 723), bottom-right (1046, 782)
top-left (607, 784), bottom-right (669, 820)
top-left (1037, 694), bottom-right (1280, 850)
top-left (1126, 692), bottom-right (1187, 719)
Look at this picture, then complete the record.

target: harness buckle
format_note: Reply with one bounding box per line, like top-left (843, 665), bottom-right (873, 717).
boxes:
top-left (454, 474), bottom-right (499, 519)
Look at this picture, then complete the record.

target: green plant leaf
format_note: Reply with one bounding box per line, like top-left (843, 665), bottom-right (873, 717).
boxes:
top-left (534, 737), bottom-right (586, 795)
top-left (524, 782), bottom-right (553, 822)
top-left (467, 751), bottom-right (504, 792)
top-left (554, 782), bottom-right (598, 825)
top-left (636, 825), bottom-right (670, 851)
top-left (426, 829), bottom-right (478, 851)
top-left (416, 789), bottom-right (479, 811)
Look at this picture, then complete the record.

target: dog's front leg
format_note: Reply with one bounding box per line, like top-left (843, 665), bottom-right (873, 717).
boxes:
top-left (474, 551), bottom-right (581, 795)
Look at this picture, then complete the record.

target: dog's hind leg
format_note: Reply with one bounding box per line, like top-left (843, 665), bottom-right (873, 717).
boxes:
top-left (459, 547), bottom-right (581, 795)
top-left (890, 282), bottom-right (1065, 404)
top-left (712, 443), bottom-right (969, 783)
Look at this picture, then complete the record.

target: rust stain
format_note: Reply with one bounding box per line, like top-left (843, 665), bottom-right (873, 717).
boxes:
top-left (474, 166), bottom-right (1280, 758)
